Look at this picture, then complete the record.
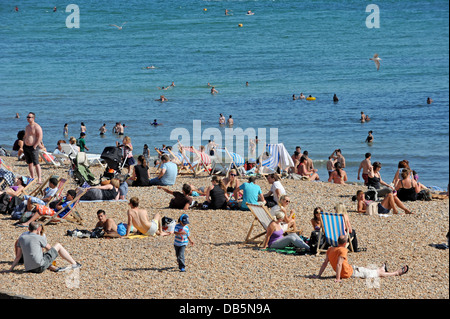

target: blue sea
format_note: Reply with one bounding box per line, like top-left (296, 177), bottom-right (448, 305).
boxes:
top-left (1, 0), bottom-right (448, 188)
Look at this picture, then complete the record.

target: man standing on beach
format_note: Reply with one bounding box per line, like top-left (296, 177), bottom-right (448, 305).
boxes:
top-left (357, 153), bottom-right (372, 185)
top-left (23, 112), bottom-right (43, 183)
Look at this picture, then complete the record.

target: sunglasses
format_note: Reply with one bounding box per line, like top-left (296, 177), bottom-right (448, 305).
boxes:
top-left (230, 174), bottom-right (237, 176)
top-left (26, 116), bottom-right (34, 119)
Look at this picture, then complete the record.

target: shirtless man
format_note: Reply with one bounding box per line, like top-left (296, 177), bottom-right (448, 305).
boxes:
top-left (23, 112), bottom-right (43, 183)
top-left (357, 153), bottom-right (372, 186)
top-left (95, 210), bottom-right (119, 237)
top-left (227, 115), bottom-right (234, 126)
top-left (330, 149), bottom-right (346, 169)
top-left (125, 197), bottom-right (168, 237)
top-left (326, 156), bottom-right (336, 177)
top-left (360, 111), bottom-right (366, 123)
top-left (302, 151), bottom-right (315, 171)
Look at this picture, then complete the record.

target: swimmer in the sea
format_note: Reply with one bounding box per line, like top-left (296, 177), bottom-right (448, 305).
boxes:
top-left (151, 119), bottom-right (162, 126)
top-left (155, 95), bottom-right (168, 102)
top-left (211, 87), bottom-right (218, 94)
top-left (298, 93), bottom-right (305, 99)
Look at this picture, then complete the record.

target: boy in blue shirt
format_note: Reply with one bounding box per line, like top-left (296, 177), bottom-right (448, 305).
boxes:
top-left (174, 213), bottom-right (194, 272)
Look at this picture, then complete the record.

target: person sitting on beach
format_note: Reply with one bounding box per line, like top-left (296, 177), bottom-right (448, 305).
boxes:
top-left (148, 154), bottom-right (177, 186)
top-left (18, 190), bottom-right (77, 227)
top-left (328, 162), bottom-right (348, 185)
top-left (80, 179), bottom-right (120, 201)
top-left (222, 169), bottom-right (242, 199)
top-left (0, 176), bottom-right (28, 197)
top-left (7, 222), bottom-right (81, 273)
top-left (157, 184), bottom-right (193, 210)
top-left (19, 177), bottom-right (59, 213)
top-left (297, 156), bottom-right (320, 181)
top-left (261, 210), bottom-right (309, 251)
top-left (69, 136), bottom-right (80, 152)
top-left (302, 151), bottom-right (315, 172)
top-left (270, 195), bottom-right (297, 232)
top-left (53, 140), bottom-right (66, 156)
top-left (13, 223), bottom-right (46, 266)
top-left (11, 130), bottom-right (25, 160)
top-left (392, 159), bottom-right (411, 185)
top-left (263, 173), bottom-right (286, 208)
top-left (311, 207), bottom-right (323, 231)
top-left (334, 203), bottom-right (360, 251)
top-left (125, 197), bottom-right (168, 237)
top-left (394, 169), bottom-right (421, 202)
top-left (357, 153), bottom-right (372, 186)
top-left (356, 189), bottom-right (413, 215)
top-left (95, 209), bottom-right (120, 238)
top-left (202, 176), bottom-right (228, 210)
top-left (234, 176), bottom-right (265, 211)
top-left (312, 235), bottom-right (408, 282)
top-left (130, 155), bottom-right (150, 186)
top-left (367, 162), bottom-right (394, 197)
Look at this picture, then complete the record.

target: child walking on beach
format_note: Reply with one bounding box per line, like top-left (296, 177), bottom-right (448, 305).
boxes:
top-left (174, 214), bottom-right (194, 272)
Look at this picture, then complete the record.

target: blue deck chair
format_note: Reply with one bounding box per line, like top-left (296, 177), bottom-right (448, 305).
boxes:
top-left (211, 148), bottom-right (245, 176)
top-left (317, 211), bottom-right (354, 255)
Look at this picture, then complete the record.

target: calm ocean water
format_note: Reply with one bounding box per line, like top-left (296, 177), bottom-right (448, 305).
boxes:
top-left (0, 0), bottom-right (448, 188)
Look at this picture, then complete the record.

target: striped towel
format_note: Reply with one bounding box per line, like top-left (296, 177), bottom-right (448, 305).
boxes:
top-left (215, 149), bottom-right (245, 167)
top-left (262, 144), bottom-right (280, 170)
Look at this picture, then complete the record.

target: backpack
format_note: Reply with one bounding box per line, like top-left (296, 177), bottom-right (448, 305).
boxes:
top-left (0, 193), bottom-right (23, 215)
top-left (417, 189), bottom-right (432, 201)
top-left (365, 186), bottom-right (378, 202)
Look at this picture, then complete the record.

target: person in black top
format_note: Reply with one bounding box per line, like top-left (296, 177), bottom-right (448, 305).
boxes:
top-left (203, 176), bottom-right (228, 209)
top-left (367, 162), bottom-right (394, 197)
top-left (157, 184), bottom-right (193, 210)
top-left (131, 155), bottom-right (150, 186)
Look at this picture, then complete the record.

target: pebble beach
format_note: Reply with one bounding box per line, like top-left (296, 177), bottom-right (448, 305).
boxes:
top-left (0, 157), bottom-right (448, 300)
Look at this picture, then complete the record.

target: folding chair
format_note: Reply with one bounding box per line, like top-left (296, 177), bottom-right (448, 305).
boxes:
top-left (245, 203), bottom-right (274, 244)
top-left (19, 177), bottom-right (37, 197)
top-left (38, 150), bottom-right (61, 167)
top-left (258, 143), bottom-right (295, 178)
top-left (40, 188), bottom-right (87, 226)
top-left (28, 175), bottom-right (57, 197)
top-left (245, 203), bottom-right (302, 245)
top-left (211, 147), bottom-right (245, 176)
top-left (60, 143), bottom-right (105, 167)
top-left (316, 211), bottom-right (354, 255)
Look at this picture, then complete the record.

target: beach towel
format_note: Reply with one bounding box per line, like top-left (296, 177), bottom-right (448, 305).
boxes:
top-left (262, 246), bottom-right (308, 255)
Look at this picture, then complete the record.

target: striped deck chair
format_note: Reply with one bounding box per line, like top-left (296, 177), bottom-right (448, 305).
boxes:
top-left (178, 144), bottom-right (211, 176)
top-left (316, 211), bottom-right (354, 255)
top-left (259, 143), bottom-right (295, 176)
top-left (167, 147), bottom-right (197, 177)
top-left (40, 188), bottom-right (87, 226)
top-left (19, 177), bottom-right (37, 197)
top-left (211, 148), bottom-right (245, 176)
top-left (245, 203), bottom-right (275, 244)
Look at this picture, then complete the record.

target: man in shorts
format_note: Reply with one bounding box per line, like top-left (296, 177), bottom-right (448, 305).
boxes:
top-left (23, 112), bottom-right (43, 183)
top-left (7, 222), bottom-right (81, 273)
top-left (125, 197), bottom-right (169, 237)
top-left (313, 235), bottom-right (409, 282)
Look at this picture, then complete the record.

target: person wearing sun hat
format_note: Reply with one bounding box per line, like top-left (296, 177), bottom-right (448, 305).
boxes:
top-left (174, 213), bottom-right (194, 272)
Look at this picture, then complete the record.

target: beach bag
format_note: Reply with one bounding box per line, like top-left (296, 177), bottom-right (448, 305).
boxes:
top-left (365, 187), bottom-right (378, 201)
top-left (90, 227), bottom-right (105, 238)
top-left (417, 189), bottom-right (432, 201)
top-left (308, 230), bottom-right (326, 254)
top-left (367, 202), bottom-right (378, 216)
top-left (117, 223), bottom-right (127, 236)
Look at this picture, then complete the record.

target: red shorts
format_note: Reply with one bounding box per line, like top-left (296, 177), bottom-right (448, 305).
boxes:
top-left (362, 173), bottom-right (369, 185)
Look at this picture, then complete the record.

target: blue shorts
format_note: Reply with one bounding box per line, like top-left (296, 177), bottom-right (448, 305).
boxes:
top-left (377, 203), bottom-right (390, 214)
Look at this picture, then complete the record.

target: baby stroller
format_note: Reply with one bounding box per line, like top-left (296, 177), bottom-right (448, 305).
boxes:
top-left (69, 152), bottom-right (100, 186)
top-left (100, 146), bottom-right (127, 180)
